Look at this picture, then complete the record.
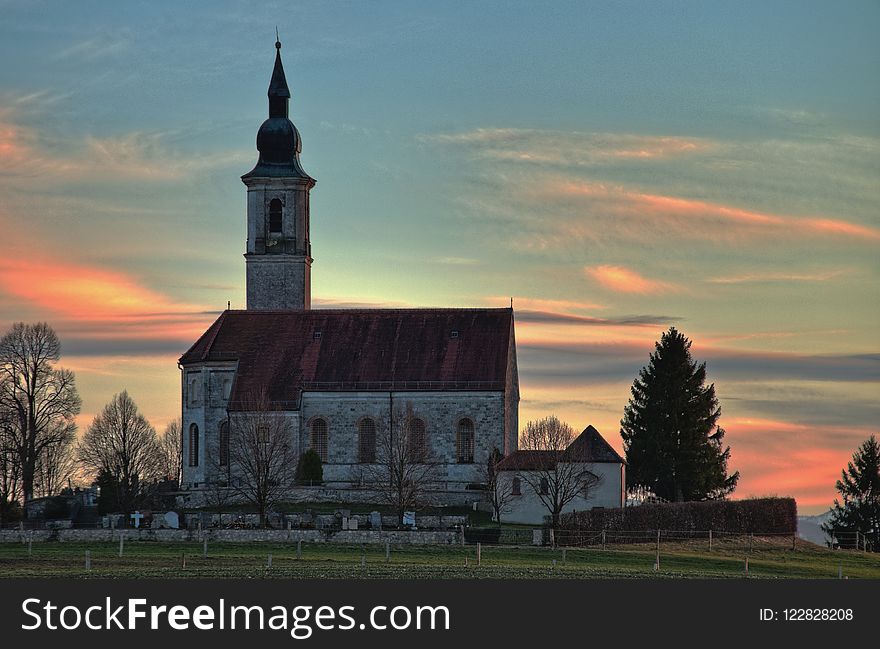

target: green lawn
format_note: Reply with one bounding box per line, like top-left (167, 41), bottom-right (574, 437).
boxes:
top-left (1, 538), bottom-right (878, 579)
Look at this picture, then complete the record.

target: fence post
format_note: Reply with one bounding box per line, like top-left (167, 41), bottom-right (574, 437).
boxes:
top-left (267, 554), bottom-right (273, 569)
top-left (477, 542), bottom-right (482, 567)
top-left (203, 536), bottom-right (208, 558)
top-left (792, 533), bottom-right (796, 551)
top-left (744, 558), bottom-right (749, 575)
top-left (297, 539), bottom-right (302, 560)
top-left (549, 528), bottom-right (555, 548)
top-left (27, 533), bottom-right (32, 557)
top-left (85, 550), bottom-right (91, 571)
top-left (748, 532), bottom-right (753, 553)
top-left (181, 552), bottom-right (186, 569)
top-left (838, 563), bottom-right (842, 579)
top-left (601, 530), bottom-right (606, 551)
top-left (708, 529), bottom-right (712, 551)
top-left (655, 529), bottom-right (661, 571)
top-left (385, 540), bottom-right (390, 562)
top-left (855, 531), bottom-right (859, 551)
top-left (119, 534), bottom-right (124, 558)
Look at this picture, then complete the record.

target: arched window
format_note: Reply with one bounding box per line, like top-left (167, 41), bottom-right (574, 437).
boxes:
top-left (219, 421), bottom-right (229, 467)
top-left (407, 417), bottom-right (427, 462)
top-left (456, 418), bottom-right (474, 463)
top-left (188, 423), bottom-right (199, 467)
top-left (189, 378), bottom-right (199, 405)
top-left (512, 476), bottom-right (521, 496)
top-left (310, 418), bottom-right (328, 462)
top-left (269, 198), bottom-right (283, 233)
top-left (358, 418), bottom-right (376, 463)
top-left (222, 379), bottom-right (232, 401)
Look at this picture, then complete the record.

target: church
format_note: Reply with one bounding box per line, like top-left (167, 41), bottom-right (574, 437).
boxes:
top-left (178, 41), bottom-right (520, 505)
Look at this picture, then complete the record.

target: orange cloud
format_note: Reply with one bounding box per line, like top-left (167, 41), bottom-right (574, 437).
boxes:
top-left (539, 179), bottom-right (880, 243)
top-left (585, 264), bottom-right (678, 294)
top-left (0, 256), bottom-right (212, 343)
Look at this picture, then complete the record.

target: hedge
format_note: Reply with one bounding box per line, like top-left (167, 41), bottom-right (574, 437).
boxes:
top-left (559, 498), bottom-right (797, 534)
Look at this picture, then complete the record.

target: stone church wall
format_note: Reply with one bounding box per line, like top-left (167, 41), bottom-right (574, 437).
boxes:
top-left (300, 390), bottom-right (506, 491)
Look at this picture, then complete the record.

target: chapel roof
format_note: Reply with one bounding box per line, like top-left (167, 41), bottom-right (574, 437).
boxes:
top-left (180, 308), bottom-right (515, 409)
top-left (495, 425), bottom-right (624, 470)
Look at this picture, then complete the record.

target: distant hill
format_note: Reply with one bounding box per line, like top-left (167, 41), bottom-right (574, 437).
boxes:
top-left (798, 511), bottom-right (833, 546)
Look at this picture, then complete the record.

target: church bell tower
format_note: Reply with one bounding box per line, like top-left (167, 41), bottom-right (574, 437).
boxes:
top-left (242, 39), bottom-right (315, 310)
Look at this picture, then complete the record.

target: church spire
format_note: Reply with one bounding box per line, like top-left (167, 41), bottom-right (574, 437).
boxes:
top-left (268, 37), bottom-right (290, 118)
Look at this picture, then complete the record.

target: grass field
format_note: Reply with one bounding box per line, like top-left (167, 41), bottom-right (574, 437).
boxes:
top-left (1, 538), bottom-right (878, 579)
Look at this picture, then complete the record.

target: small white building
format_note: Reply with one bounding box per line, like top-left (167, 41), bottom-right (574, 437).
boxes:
top-left (495, 425), bottom-right (625, 525)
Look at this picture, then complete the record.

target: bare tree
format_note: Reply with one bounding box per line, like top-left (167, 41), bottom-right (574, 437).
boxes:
top-left (519, 416), bottom-right (602, 527)
top-left (362, 403), bottom-right (440, 526)
top-left (479, 447), bottom-right (515, 524)
top-left (77, 390), bottom-right (162, 513)
top-left (33, 431), bottom-right (79, 497)
top-left (0, 322), bottom-right (81, 503)
top-left (0, 407), bottom-right (22, 523)
top-left (225, 392), bottom-right (298, 528)
top-left (157, 418), bottom-right (183, 484)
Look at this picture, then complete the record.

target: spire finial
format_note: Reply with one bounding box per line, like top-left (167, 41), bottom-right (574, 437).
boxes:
top-left (275, 26), bottom-right (280, 49)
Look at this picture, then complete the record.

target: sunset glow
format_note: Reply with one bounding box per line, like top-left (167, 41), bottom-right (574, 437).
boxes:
top-left (1, 1), bottom-right (877, 516)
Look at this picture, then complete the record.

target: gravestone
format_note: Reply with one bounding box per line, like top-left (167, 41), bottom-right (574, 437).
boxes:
top-left (130, 511), bottom-right (144, 529)
top-left (402, 511), bottom-right (416, 527)
top-left (164, 511), bottom-right (179, 529)
top-left (348, 518), bottom-right (358, 530)
top-left (369, 511), bottom-right (382, 529)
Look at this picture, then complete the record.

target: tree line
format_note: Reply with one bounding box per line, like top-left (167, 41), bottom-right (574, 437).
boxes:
top-left (0, 322), bottom-right (181, 524)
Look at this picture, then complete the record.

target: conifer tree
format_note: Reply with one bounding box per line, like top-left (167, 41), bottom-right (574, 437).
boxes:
top-left (620, 327), bottom-right (738, 501)
top-left (822, 435), bottom-right (880, 551)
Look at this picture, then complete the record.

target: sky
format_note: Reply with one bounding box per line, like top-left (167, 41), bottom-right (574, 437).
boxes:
top-left (1, 0), bottom-right (878, 514)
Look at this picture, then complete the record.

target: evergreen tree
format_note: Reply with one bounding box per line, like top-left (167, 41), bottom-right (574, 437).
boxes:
top-left (620, 327), bottom-right (738, 501)
top-left (822, 435), bottom-right (880, 551)
top-left (296, 449), bottom-right (323, 485)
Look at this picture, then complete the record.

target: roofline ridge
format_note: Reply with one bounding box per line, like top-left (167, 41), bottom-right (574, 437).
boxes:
top-left (222, 307), bottom-right (514, 314)
top-left (200, 310), bottom-right (229, 361)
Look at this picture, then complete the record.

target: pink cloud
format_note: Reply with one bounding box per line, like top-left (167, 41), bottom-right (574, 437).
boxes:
top-left (0, 256), bottom-right (212, 344)
top-left (585, 264), bottom-right (678, 294)
top-left (537, 179), bottom-right (880, 244)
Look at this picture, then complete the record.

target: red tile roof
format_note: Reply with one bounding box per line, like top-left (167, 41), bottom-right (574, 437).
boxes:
top-left (180, 309), bottom-right (514, 408)
top-left (496, 425), bottom-right (624, 471)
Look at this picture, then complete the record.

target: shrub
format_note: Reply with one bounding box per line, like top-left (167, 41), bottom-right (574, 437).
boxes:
top-left (43, 496), bottom-right (71, 520)
top-left (560, 497), bottom-right (797, 534)
top-left (464, 527), bottom-right (502, 544)
top-left (297, 449), bottom-right (323, 485)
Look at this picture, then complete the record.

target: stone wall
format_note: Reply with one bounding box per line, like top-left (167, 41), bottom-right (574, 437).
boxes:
top-left (301, 390), bottom-right (505, 487)
top-left (0, 528), bottom-right (460, 545)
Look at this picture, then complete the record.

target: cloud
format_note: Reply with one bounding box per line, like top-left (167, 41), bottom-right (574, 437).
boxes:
top-left (426, 125), bottom-right (880, 253)
top-left (0, 255), bottom-right (215, 354)
top-left (517, 340), bottom-right (880, 386)
top-left (707, 270), bottom-right (846, 284)
top-left (422, 128), bottom-right (712, 166)
top-left (585, 264), bottom-right (679, 294)
top-left (0, 116), bottom-right (249, 183)
top-left (52, 34), bottom-right (129, 62)
top-left (516, 309), bottom-right (678, 327)
top-left (484, 296), bottom-right (607, 312)
top-left (431, 256), bottom-right (480, 266)
top-left (541, 178), bottom-right (880, 243)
